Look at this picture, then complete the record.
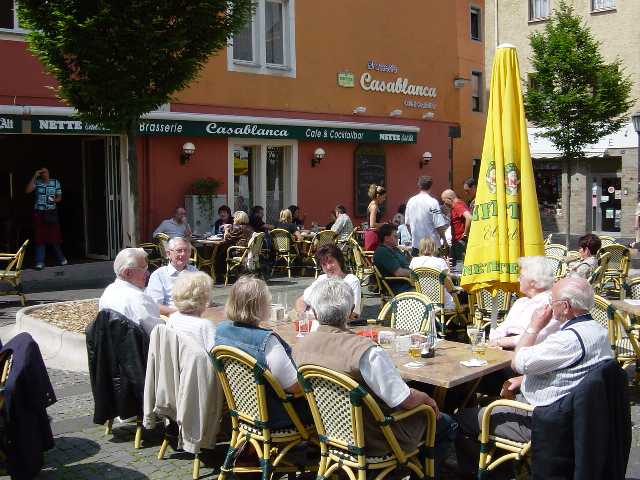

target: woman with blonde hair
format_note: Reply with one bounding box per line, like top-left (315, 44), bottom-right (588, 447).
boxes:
top-left (274, 208), bottom-right (300, 238)
top-left (409, 236), bottom-right (456, 309)
top-left (364, 184), bottom-right (387, 251)
top-left (167, 271), bottom-right (216, 351)
top-left (223, 210), bottom-right (254, 247)
top-left (215, 276), bottom-right (311, 428)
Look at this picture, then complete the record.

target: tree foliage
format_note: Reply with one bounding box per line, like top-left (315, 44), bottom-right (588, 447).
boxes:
top-left (524, 1), bottom-right (633, 161)
top-left (18, 0), bottom-right (253, 132)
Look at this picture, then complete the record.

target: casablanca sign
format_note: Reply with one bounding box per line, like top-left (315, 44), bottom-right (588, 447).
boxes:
top-left (29, 116), bottom-right (417, 144)
top-left (358, 60), bottom-right (438, 106)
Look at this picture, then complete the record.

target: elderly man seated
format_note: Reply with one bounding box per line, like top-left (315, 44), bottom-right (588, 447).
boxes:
top-left (294, 279), bottom-right (457, 467)
top-left (146, 237), bottom-right (198, 316)
top-left (153, 206), bottom-right (192, 239)
top-left (454, 277), bottom-right (613, 477)
top-left (373, 223), bottom-right (413, 294)
top-left (99, 248), bottom-right (162, 335)
top-left (489, 256), bottom-right (560, 349)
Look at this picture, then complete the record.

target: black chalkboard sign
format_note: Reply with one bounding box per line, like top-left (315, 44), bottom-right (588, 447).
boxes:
top-left (354, 144), bottom-right (386, 218)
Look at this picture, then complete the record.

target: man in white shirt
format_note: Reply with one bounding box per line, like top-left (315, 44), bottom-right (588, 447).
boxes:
top-left (404, 176), bottom-right (449, 255)
top-left (99, 248), bottom-right (162, 335)
top-left (146, 237), bottom-right (198, 316)
top-left (153, 207), bottom-right (192, 239)
top-left (455, 277), bottom-right (613, 475)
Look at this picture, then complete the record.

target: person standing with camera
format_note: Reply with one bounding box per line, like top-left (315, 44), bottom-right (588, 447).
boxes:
top-left (25, 167), bottom-right (67, 270)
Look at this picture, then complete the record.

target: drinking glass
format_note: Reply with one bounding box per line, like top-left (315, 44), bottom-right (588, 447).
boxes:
top-left (466, 325), bottom-right (480, 350)
top-left (297, 311), bottom-right (313, 337)
top-left (409, 334), bottom-right (423, 359)
top-left (378, 331), bottom-right (396, 349)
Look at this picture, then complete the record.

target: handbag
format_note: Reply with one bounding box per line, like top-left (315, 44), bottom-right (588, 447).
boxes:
top-left (41, 210), bottom-right (59, 225)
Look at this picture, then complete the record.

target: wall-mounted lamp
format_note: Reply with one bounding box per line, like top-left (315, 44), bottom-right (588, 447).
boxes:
top-left (312, 147), bottom-right (326, 168)
top-left (353, 106), bottom-right (367, 114)
top-left (422, 112), bottom-right (435, 119)
top-left (180, 142), bottom-right (196, 164)
top-left (389, 109), bottom-right (403, 117)
top-left (453, 77), bottom-right (470, 88)
top-left (419, 151), bottom-right (432, 169)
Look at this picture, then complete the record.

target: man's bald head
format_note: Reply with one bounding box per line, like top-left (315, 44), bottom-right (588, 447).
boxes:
top-left (441, 189), bottom-right (458, 207)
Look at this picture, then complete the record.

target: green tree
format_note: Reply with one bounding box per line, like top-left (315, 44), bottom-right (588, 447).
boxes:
top-left (524, 1), bottom-right (633, 243)
top-left (18, 0), bottom-right (253, 240)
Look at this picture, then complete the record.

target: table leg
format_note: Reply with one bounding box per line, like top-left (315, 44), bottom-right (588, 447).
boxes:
top-left (432, 387), bottom-right (447, 409)
top-left (458, 377), bottom-right (482, 410)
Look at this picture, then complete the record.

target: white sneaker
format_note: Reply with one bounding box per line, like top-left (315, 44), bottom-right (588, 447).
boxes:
top-left (60, 259), bottom-right (68, 266)
top-left (35, 263), bottom-right (44, 270)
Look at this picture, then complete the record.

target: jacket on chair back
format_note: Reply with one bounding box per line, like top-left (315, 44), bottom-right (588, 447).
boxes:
top-left (86, 309), bottom-right (150, 425)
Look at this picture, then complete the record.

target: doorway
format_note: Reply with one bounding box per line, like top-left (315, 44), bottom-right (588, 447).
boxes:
top-left (591, 175), bottom-right (621, 233)
top-left (228, 140), bottom-right (298, 223)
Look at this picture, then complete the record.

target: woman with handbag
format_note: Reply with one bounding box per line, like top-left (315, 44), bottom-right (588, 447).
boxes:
top-left (25, 167), bottom-right (67, 270)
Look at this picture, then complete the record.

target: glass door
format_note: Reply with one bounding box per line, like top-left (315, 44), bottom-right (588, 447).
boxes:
top-left (599, 177), bottom-right (621, 232)
top-left (232, 145), bottom-right (255, 213)
top-left (265, 146), bottom-right (285, 224)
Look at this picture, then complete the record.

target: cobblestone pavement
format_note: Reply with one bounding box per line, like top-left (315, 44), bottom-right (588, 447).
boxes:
top-left (2, 276), bottom-right (640, 479)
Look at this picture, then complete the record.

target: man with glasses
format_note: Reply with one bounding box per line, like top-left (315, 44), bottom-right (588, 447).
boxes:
top-left (454, 277), bottom-right (613, 477)
top-left (99, 248), bottom-right (162, 334)
top-left (146, 237), bottom-right (198, 316)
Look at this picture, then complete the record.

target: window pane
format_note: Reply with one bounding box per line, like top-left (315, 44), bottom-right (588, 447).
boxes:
top-left (233, 146), bottom-right (254, 212)
top-left (0, 0), bottom-right (15, 29)
top-left (529, 0), bottom-right (550, 19)
top-left (265, 1), bottom-right (284, 65)
top-left (470, 8), bottom-right (480, 41)
top-left (233, 21), bottom-right (253, 61)
top-left (266, 146), bottom-right (285, 223)
top-left (592, 0), bottom-right (615, 9)
top-left (472, 72), bottom-right (481, 112)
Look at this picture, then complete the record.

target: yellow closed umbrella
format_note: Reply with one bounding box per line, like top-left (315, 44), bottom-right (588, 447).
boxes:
top-left (460, 44), bottom-right (544, 325)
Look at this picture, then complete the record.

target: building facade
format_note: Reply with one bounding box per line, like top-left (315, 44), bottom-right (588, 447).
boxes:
top-left (484, 0), bottom-right (640, 239)
top-left (1, 0), bottom-right (485, 260)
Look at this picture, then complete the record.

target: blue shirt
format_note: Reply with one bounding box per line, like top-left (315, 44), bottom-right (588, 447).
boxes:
top-left (34, 179), bottom-right (61, 211)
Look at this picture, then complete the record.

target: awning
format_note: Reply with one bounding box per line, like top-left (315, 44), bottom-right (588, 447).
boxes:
top-left (528, 122), bottom-right (637, 159)
top-left (0, 105), bottom-right (419, 144)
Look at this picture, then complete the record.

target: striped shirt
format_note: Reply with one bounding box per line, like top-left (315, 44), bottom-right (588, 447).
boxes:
top-left (516, 314), bottom-right (613, 407)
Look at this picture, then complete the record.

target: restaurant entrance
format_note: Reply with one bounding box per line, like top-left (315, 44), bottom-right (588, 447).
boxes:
top-left (0, 134), bottom-right (124, 265)
top-left (228, 139), bottom-right (298, 223)
top-left (591, 175), bottom-right (622, 233)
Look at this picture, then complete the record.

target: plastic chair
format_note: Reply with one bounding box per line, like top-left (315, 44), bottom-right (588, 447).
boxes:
top-left (477, 399), bottom-right (535, 478)
top-left (211, 346), bottom-right (317, 480)
top-left (0, 239), bottom-right (29, 306)
top-left (298, 365), bottom-right (437, 480)
top-left (270, 228), bottom-right (300, 278)
top-left (376, 292), bottom-right (436, 334)
top-left (224, 232), bottom-right (265, 285)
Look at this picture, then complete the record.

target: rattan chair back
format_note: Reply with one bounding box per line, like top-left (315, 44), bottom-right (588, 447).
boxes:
top-left (377, 292), bottom-right (435, 333)
top-left (599, 235), bottom-right (617, 248)
top-left (270, 228), bottom-right (293, 253)
top-left (625, 277), bottom-right (640, 300)
top-left (546, 255), bottom-right (567, 279)
top-left (545, 243), bottom-right (568, 257)
top-left (0, 239), bottom-right (30, 306)
top-left (412, 267), bottom-right (446, 306)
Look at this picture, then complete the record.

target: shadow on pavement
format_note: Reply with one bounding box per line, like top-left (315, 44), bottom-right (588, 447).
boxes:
top-left (47, 436), bottom-right (101, 464)
top-left (40, 461), bottom-right (148, 479)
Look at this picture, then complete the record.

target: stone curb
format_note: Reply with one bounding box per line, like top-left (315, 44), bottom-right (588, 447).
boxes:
top-left (16, 300), bottom-right (91, 372)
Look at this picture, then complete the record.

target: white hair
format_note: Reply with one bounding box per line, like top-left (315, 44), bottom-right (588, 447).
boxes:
top-left (113, 248), bottom-right (147, 277)
top-left (168, 236), bottom-right (190, 250)
top-left (519, 256), bottom-right (556, 290)
top-left (556, 277), bottom-right (594, 311)
top-left (172, 271), bottom-right (212, 314)
top-left (309, 278), bottom-right (354, 328)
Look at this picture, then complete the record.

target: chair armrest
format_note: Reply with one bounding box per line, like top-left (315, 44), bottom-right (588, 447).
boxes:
top-left (367, 318), bottom-right (381, 325)
top-left (226, 245), bottom-right (247, 259)
top-left (388, 404), bottom-right (437, 423)
top-left (479, 399), bottom-right (534, 442)
top-left (385, 276), bottom-right (415, 286)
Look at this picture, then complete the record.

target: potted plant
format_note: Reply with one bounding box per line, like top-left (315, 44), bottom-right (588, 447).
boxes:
top-left (185, 177), bottom-right (225, 234)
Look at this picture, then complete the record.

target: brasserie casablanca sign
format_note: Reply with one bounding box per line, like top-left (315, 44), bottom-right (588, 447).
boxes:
top-left (360, 60), bottom-right (437, 98)
top-left (29, 115), bottom-right (417, 144)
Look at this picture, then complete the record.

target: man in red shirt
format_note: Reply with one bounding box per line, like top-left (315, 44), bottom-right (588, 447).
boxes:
top-left (442, 189), bottom-right (472, 273)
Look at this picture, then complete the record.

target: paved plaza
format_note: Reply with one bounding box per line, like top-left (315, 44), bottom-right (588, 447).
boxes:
top-left (1, 275), bottom-right (640, 479)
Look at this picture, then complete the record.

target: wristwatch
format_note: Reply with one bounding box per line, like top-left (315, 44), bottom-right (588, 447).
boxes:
top-left (525, 327), bottom-right (539, 335)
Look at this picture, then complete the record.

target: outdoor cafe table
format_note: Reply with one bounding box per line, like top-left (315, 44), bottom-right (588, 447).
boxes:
top-left (203, 306), bottom-right (513, 407)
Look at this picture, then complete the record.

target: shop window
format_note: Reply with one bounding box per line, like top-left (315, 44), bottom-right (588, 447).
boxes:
top-left (592, 0), bottom-right (615, 11)
top-left (0, 0), bottom-right (25, 32)
top-left (535, 162), bottom-right (562, 231)
top-left (529, 0), bottom-right (550, 21)
top-left (471, 71), bottom-right (482, 112)
top-left (229, 0), bottom-right (296, 77)
top-left (470, 6), bottom-right (481, 42)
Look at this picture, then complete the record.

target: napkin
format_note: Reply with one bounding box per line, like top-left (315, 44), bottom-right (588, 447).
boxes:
top-left (460, 359), bottom-right (488, 367)
top-left (403, 362), bottom-right (424, 369)
top-left (623, 299), bottom-right (640, 306)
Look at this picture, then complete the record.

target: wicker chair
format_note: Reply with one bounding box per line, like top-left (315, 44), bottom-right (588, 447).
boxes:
top-left (625, 277), bottom-right (640, 300)
top-left (599, 235), bottom-right (617, 248)
top-left (298, 365), bottom-right (437, 480)
top-left (412, 267), bottom-right (468, 333)
top-left (545, 255), bottom-right (567, 280)
top-left (477, 399), bottom-right (535, 478)
top-left (224, 232), bottom-right (265, 285)
top-left (470, 287), bottom-right (514, 330)
top-left (270, 228), bottom-right (300, 278)
top-left (591, 295), bottom-right (640, 382)
top-left (544, 243), bottom-right (568, 257)
top-left (0, 239), bottom-right (29, 306)
top-left (543, 233), bottom-right (553, 246)
top-left (375, 292), bottom-right (436, 334)
top-left (304, 230), bottom-right (338, 278)
top-left (350, 238), bottom-right (374, 286)
top-left (589, 265), bottom-right (607, 295)
top-left (154, 232), bottom-right (170, 261)
top-left (372, 265), bottom-right (415, 306)
top-left (597, 244), bottom-right (630, 298)
top-left (211, 346), bottom-right (317, 480)
top-left (138, 240), bottom-right (164, 270)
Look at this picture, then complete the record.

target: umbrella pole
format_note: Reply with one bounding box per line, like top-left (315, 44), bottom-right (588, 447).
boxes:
top-left (490, 294), bottom-right (499, 332)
